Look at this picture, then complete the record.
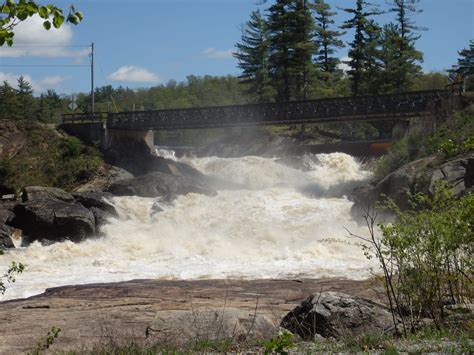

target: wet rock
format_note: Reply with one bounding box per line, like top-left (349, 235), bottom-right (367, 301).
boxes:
top-left (72, 191), bottom-right (117, 216)
top-left (0, 224), bottom-right (15, 249)
top-left (281, 291), bottom-right (394, 340)
top-left (148, 308), bottom-right (277, 344)
top-left (22, 186), bottom-right (74, 203)
top-left (12, 199), bottom-right (95, 245)
top-left (107, 171), bottom-right (217, 200)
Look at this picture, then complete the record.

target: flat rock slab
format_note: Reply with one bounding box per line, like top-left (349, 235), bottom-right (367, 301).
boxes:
top-left (0, 278), bottom-right (373, 353)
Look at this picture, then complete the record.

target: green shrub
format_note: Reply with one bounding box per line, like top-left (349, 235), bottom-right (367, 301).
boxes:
top-left (353, 184), bottom-right (473, 334)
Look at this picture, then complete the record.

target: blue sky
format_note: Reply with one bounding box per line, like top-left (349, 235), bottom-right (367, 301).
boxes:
top-left (0, 0), bottom-right (472, 95)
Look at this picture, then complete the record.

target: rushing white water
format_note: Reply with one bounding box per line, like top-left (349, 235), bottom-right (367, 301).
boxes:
top-left (0, 151), bottom-right (375, 301)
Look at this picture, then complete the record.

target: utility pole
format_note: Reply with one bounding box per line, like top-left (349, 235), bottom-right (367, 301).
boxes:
top-left (91, 42), bottom-right (95, 113)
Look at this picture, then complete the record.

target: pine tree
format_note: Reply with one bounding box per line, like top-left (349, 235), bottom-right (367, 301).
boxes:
top-left (310, 0), bottom-right (345, 74)
top-left (37, 89), bottom-right (62, 122)
top-left (0, 81), bottom-right (19, 120)
top-left (267, 0), bottom-right (316, 101)
top-left (17, 76), bottom-right (35, 120)
top-left (340, 0), bottom-right (381, 96)
top-left (387, 0), bottom-right (424, 90)
top-left (449, 40), bottom-right (474, 90)
top-left (234, 10), bottom-right (275, 103)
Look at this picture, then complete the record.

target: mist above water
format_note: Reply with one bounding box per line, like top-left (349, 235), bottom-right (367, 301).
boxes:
top-left (0, 151), bottom-right (374, 301)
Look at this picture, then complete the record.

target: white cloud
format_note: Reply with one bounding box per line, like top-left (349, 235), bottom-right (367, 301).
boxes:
top-left (201, 47), bottom-right (233, 59)
top-left (108, 66), bottom-right (160, 83)
top-left (0, 72), bottom-right (69, 93)
top-left (0, 15), bottom-right (89, 58)
top-left (338, 56), bottom-right (351, 73)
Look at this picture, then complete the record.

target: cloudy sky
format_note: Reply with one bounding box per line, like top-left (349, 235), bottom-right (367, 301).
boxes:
top-left (0, 0), bottom-right (472, 95)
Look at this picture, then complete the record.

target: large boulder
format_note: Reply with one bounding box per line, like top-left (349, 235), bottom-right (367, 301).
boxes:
top-left (12, 199), bottom-right (95, 245)
top-left (107, 171), bottom-right (217, 200)
top-left (281, 292), bottom-right (394, 340)
top-left (148, 308), bottom-right (277, 345)
top-left (72, 191), bottom-right (118, 229)
top-left (351, 153), bottom-right (474, 217)
top-left (22, 186), bottom-right (74, 203)
top-left (0, 224), bottom-right (15, 249)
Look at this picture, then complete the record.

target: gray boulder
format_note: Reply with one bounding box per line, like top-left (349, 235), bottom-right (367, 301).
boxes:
top-left (22, 186), bottom-right (74, 203)
top-left (281, 292), bottom-right (394, 340)
top-left (148, 308), bottom-right (277, 345)
top-left (12, 199), bottom-right (95, 245)
top-left (107, 171), bottom-right (217, 201)
top-left (351, 153), bottom-right (474, 217)
top-left (0, 224), bottom-right (14, 249)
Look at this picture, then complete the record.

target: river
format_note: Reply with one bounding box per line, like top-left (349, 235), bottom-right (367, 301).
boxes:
top-left (0, 150), bottom-right (375, 301)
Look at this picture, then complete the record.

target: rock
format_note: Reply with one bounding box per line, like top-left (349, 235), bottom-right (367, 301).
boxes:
top-left (72, 191), bottom-right (117, 216)
top-left (0, 207), bottom-right (15, 225)
top-left (107, 171), bottom-right (217, 200)
top-left (22, 186), bottom-right (74, 203)
top-left (0, 224), bottom-right (14, 249)
top-left (12, 199), bottom-right (95, 245)
top-left (148, 308), bottom-right (277, 344)
top-left (74, 164), bottom-right (134, 192)
top-left (351, 153), bottom-right (474, 217)
top-left (72, 191), bottom-right (118, 230)
top-left (280, 292), bottom-right (394, 340)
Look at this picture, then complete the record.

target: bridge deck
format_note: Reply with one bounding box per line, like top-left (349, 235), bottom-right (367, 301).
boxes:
top-left (62, 90), bottom-right (452, 131)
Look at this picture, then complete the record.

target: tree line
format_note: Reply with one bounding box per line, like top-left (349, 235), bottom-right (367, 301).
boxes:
top-left (234, 0), bottom-right (430, 102)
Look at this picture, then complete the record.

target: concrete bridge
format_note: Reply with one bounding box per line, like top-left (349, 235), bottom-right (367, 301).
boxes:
top-left (59, 89), bottom-right (460, 156)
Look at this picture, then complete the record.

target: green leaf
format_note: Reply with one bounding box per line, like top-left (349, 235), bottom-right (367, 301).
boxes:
top-left (38, 6), bottom-right (49, 18)
top-left (67, 14), bottom-right (79, 25)
top-left (53, 15), bottom-right (64, 29)
top-left (43, 20), bottom-right (51, 30)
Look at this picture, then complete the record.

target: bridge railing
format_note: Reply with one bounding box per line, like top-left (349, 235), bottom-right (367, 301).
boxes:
top-left (106, 89), bottom-right (451, 130)
top-left (61, 112), bottom-right (108, 124)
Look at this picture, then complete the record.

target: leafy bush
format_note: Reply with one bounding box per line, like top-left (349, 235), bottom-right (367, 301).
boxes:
top-left (352, 185), bottom-right (473, 334)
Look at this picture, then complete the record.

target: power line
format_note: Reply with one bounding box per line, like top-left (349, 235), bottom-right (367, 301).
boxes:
top-left (0, 45), bottom-right (91, 48)
top-left (0, 64), bottom-right (89, 68)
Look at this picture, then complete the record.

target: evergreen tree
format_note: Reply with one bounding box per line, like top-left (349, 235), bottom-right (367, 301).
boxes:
top-left (17, 76), bottom-right (35, 119)
top-left (340, 0), bottom-right (381, 95)
top-left (371, 23), bottom-right (402, 94)
top-left (449, 40), bottom-right (474, 90)
top-left (37, 89), bottom-right (62, 122)
top-left (234, 10), bottom-right (275, 103)
top-left (0, 81), bottom-right (19, 120)
top-left (387, 0), bottom-right (424, 89)
top-left (267, 0), bottom-right (316, 102)
top-left (310, 0), bottom-right (345, 74)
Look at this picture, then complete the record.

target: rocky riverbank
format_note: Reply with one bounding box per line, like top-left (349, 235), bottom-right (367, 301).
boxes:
top-left (0, 278), bottom-right (375, 353)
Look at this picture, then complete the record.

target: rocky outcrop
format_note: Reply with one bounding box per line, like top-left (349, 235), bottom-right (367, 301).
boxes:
top-left (22, 186), bottom-right (75, 203)
top-left (0, 278), bottom-right (371, 353)
top-left (281, 291), bottom-right (394, 340)
top-left (149, 308), bottom-right (277, 344)
top-left (3, 187), bottom-right (119, 246)
top-left (13, 199), bottom-right (96, 245)
top-left (0, 224), bottom-right (15, 249)
top-left (107, 171), bottom-right (217, 201)
top-left (351, 153), bottom-right (474, 217)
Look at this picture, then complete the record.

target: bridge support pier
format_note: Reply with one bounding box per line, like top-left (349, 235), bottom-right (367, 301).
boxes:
top-left (103, 129), bottom-right (155, 152)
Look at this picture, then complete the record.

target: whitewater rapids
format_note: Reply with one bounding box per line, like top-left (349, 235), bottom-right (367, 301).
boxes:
top-left (0, 152), bottom-right (376, 301)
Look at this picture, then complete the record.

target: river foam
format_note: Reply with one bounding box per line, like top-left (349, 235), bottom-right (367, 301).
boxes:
top-left (0, 152), bottom-right (374, 300)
